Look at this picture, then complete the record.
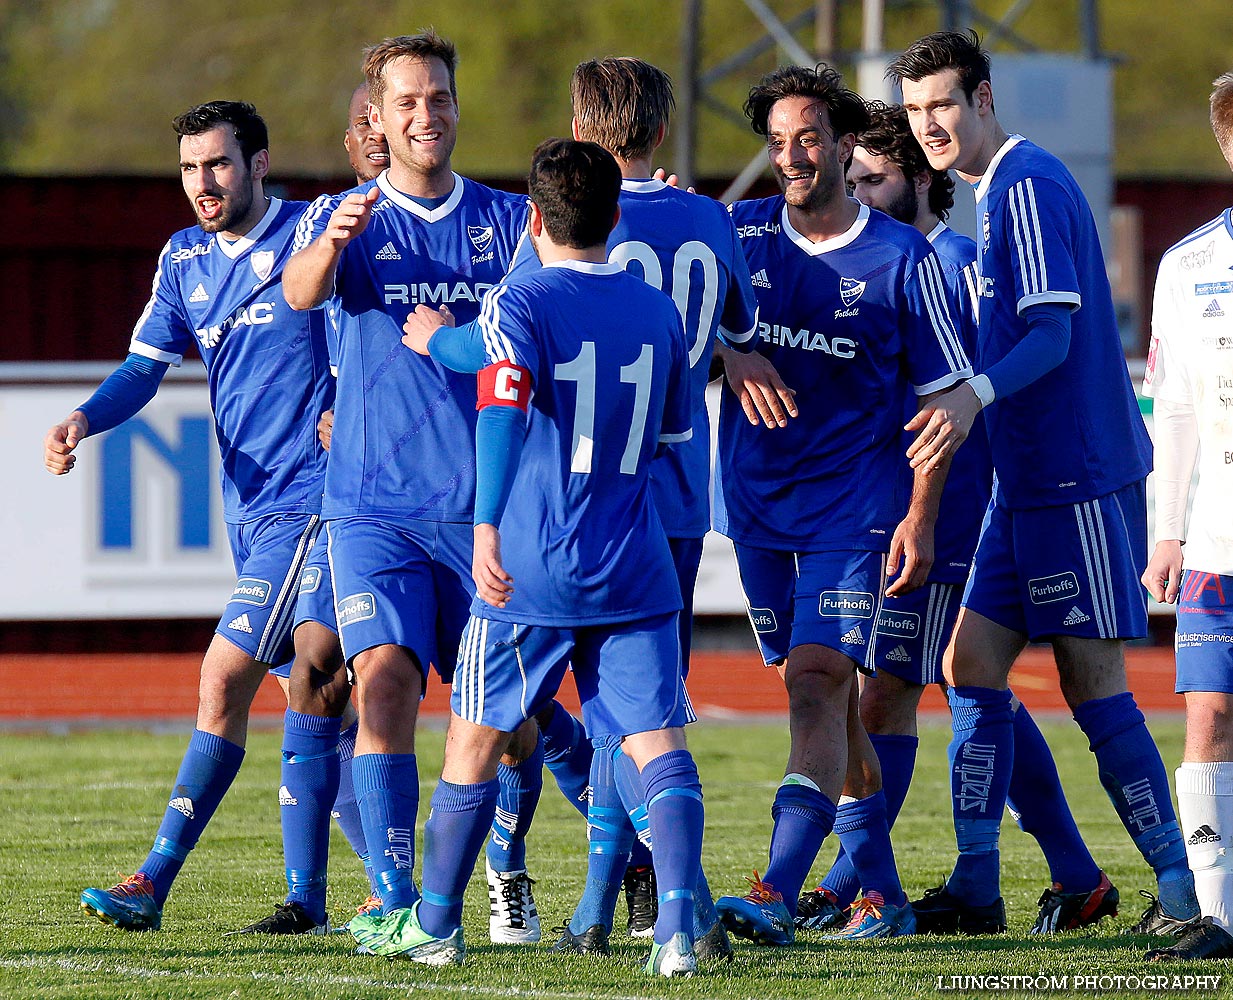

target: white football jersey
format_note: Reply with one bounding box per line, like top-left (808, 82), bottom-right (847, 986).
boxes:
top-left (1144, 210), bottom-right (1233, 573)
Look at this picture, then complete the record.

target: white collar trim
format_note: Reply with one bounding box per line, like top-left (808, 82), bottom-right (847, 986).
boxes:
top-left (782, 201), bottom-right (869, 256)
top-left (973, 135), bottom-right (1025, 203)
top-left (215, 197), bottom-right (281, 259)
top-left (543, 259), bottom-right (623, 275)
top-left (925, 221), bottom-right (948, 245)
top-left (376, 171), bottom-right (465, 222)
top-left (621, 178), bottom-right (667, 193)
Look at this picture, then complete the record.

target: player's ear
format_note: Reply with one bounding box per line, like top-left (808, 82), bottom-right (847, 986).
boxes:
top-left (528, 201), bottom-right (544, 237)
top-left (836, 131), bottom-right (856, 166)
top-left (913, 170), bottom-right (931, 198)
top-left (571, 117), bottom-right (582, 141)
top-left (610, 203), bottom-right (621, 235)
top-left (250, 149), bottom-right (269, 182)
top-left (974, 80), bottom-right (994, 115)
top-left (368, 101), bottom-right (386, 136)
top-left (652, 121), bottom-right (667, 151)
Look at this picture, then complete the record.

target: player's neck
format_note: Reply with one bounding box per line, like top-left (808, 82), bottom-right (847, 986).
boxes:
top-left (536, 241), bottom-right (608, 266)
top-left (221, 191), bottom-right (270, 241)
top-left (616, 155), bottom-right (655, 180)
top-left (955, 120), bottom-right (1011, 185)
top-left (787, 191), bottom-right (860, 244)
top-left (386, 161), bottom-right (455, 200)
top-left (914, 210), bottom-right (942, 239)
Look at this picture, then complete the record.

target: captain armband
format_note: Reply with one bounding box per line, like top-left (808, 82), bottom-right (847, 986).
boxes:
top-left (477, 362), bottom-right (532, 411)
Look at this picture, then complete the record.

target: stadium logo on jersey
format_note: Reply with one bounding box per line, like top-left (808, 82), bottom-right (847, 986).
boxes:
top-left (169, 795), bottom-right (195, 819)
top-left (839, 278), bottom-right (866, 307)
top-left (1196, 281), bottom-right (1233, 296)
top-left (230, 577), bottom-right (272, 607)
top-left (468, 225), bottom-right (494, 253)
top-left (736, 222), bottom-right (780, 238)
top-left (385, 282), bottom-right (495, 307)
top-left (250, 249), bottom-right (275, 282)
top-left (1180, 242), bottom-right (1215, 271)
top-left (375, 241), bottom-right (402, 260)
top-left (748, 607), bottom-right (778, 633)
top-left (188, 282), bottom-right (210, 303)
top-left (1189, 824), bottom-right (1222, 845)
top-left (171, 242), bottom-right (211, 263)
top-left (336, 592), bottom-right (377, 627)
top-left (819, 591), bottom-right (875, 618)
top-left (227, 613), bottom-right (254, 634)
top-left (758, 323), bottom-right (857, 358)
top-left (885, 644), bottom-right (912, 663)
top-left (839, 626), bottom-right (865, 646)
top-left (1062, 606), bottom-right (1091, 626)
top-left (1202, 299), bottom-right (1226, 318)
top-left (194, 301), bottom-right (276, 350)
top-left (298, 566), bottom-right (322, 595)
top-left (751, 269), bottom-right (773, 288)
top-left (876, 610), bottom-right (921, 638)
top-left (1028, 572), bottom-right (1080, 605)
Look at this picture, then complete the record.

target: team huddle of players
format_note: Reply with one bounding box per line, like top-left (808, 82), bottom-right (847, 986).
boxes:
top-left (42, 24), bottom-right (1233, 974)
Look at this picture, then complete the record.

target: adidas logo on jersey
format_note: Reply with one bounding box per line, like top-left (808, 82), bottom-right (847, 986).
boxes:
top-left (885, 644), bottom-right (911, 663)
top-left (1062, 606), bottom-right (1091, 625)
top-left (188, 283), bottom-right (209, 303)
top-left (1189, 824), bottom-right (1222, 845)
top-left (840, 626), bottom-right (864, 646)
top-left (169, 796), bottom-right (195, 819)
top-left (375, 241), bottom-right (401, 260)
top-left (751, 269), bottom-right (772, 288)
top-left (1203, 298), bottom-right (1225, 318)
top-left (227, 613), bottom-right (254, 634)
top-left (278, 785), bottom-right (298, 807)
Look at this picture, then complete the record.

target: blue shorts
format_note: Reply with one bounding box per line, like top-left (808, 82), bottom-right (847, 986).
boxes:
top-left (1175, 571), bottom-right (1233, 694)
top-left (734, 544), bottom-right (887, 674)
top-left (326, 516), bottom-right (472, 681)
top-left (962, 481), bottom-right (1149, 642)
top-left (293, 534), bottom-right (337, 634)
top-left (874, 581), bottom-right (961, 686)
top-left (222, 513), bottom-right (321, 676)
top-left (451, 611), bottom-right (692, 738)
top-left (669, 535), bottom-right (704, 676)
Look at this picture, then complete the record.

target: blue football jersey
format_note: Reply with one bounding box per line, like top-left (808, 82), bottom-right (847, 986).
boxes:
top-left (474, 260), bottom-right (691, 626)
top-left (926, 222), bottom-right (993, 582)
top-left (973, 137), bottom-right (1151, 508)
top-left (129, 197), bottom-right (332, 523)
top-left (293, 172), bottom-right (528, 521)
top-left (714, 200), bottom-right (972, 552)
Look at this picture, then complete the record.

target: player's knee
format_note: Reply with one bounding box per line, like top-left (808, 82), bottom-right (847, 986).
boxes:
top-left (784, 648), bottom-right (853, 713)
top-left (501, 718), bottom-right (540, 765)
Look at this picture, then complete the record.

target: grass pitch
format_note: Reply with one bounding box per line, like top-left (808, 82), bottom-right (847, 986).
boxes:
top-left (0, 717), bottom-right (1220, 999)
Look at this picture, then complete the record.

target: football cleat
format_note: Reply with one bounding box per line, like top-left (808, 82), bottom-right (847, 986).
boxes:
top-left (1147, 917), bottom-right (1233, 960)
top-left (910, 883), bottom-right (1006, 935)
top-left (693, 918), bottom-right (734, 962)
top-left (226, 901), bottom-right (330, 936)
top-left (644, 931), bottom-right (697, 977)
top-left (549, 922), bottom-right (611, 956)
top-left (80, 872), bottom-right (162, 931)
top-left (486, 862), bottom-right (540, 944)
top-left (1130, 890), bottom-right (1202, 936)
top-left (348, 902), bottom-right (465, 965)
top-left (826, 893), bottom-right (917, 940)
top-left (332, 892), bottom-right (384, 934)
top-left (716, 871), bottom-right (794, 946)
top-left (623, 865), bottom-right (657, 938)
top-left (795, 886), bottom-right (847, 931)
top-left (1030, 871), bottom-right (1119, 934)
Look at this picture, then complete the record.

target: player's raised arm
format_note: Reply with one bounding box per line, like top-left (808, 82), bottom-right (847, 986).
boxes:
top-left (284, 187), bottom-right (379, 310)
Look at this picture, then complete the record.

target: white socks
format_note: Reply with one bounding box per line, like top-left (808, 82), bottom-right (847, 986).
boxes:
top-left (1177, 761), bottom-right (1233, 931)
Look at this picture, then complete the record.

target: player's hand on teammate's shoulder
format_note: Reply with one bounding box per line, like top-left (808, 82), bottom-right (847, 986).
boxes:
top-left (323, 186), bottom-right (379, 249)
top-left (1142, 539), bottom-right (1184, 604)
top-left (401, 304), bottom-right (455, 355)
top-left (43, 411), bottom-right (89, 475)
top-left (472, 523), bottom-right (514, 608)
top-left (317, 410), bottom-right (333, 451)
top-left (885, 512), bottom-right (934, 597)
top-left (716, 343), bottom-right (798, 429)
top-left (652, 167), bottom-right (696, 195)
top-left (906, 381), bottom-right (979, 472)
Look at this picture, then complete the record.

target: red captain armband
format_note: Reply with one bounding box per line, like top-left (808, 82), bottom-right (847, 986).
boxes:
top-left (477, 362), bottom-right (532, 411)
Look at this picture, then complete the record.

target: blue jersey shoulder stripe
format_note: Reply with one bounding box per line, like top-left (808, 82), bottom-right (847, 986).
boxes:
top-left (916, 254), bottom-right (968, 374)
top-left (1162, 214), bottom-right (1227, 258)
top-left (479, 284), bottom-right (517, 364)
top-left (293, 194), bottom-right (336, 254)
top-left (1008, 178), bottom-right (1049, 298)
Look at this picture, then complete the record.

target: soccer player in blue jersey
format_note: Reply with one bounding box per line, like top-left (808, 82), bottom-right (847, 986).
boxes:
top-left (281, 32), bottom-right (545, 946)
top-left (1141, 71), bottom-right (1233, 963)
top-left (890, 30), bottom-right (1198, 935)
top-left (350, 137), bottom-right (704, 976)
top-left (44, 101), bottom-right (334, 931)
top-left (794, 101), bottom-right (1116, 935)
top-left (711, 65), bottom-right (973, 945)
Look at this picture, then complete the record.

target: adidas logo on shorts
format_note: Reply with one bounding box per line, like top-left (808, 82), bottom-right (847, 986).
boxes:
top-left (1062, 606), bottom-right (1091, 625)
top-left (751, 269), bottom-right (772, 288)
top-left (188, 282), bottom-right (209, 303)
top-left (1189, 824), bottom-right (1222, 845)
top-left (227, 613), bottom-right (254, 634)
top-left (169, 796), bottom-right (195, 819)
top-left (1202, 298), bottom-right (1225, 318)
top-left (279, 785), bottom-right (298, 807)
top-left (885, 644), bottom-right (911, 663)
top-left (375, 241), bottom-right (401, 260)
top-left (840, 626), bottom-right (864, 646)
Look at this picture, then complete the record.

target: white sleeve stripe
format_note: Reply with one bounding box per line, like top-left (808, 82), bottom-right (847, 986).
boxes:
top-left (478, 284), bottom-right (518, 365)
top-left (916, 255), bottom-right (969, 372)
top-left (659, 429), bottom-right (693, 443)
top-left (1008, 179), bottom-right (1050, 297)
top-left (914, 367), bottom-right (973, 396)
top-left (961, 263), bottom-right (981, 323)
top-left (1008, 184), bottom-right (1038, 295)
top-left (292, 195), bottom-right (334, 254)
top-left (1017, 290), bottom-right (1081, 313)
top-left (719, 310), bottom-right (759, 344)
top-left (128, 340), bottom-right (182, 367)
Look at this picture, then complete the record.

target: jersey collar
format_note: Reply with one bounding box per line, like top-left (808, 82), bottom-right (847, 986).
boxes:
top-left (376, 170), bottom-right (466, 222)
top-left (214, 197), bottom-right (282, 260)
top-left (925, 220), bottom-right (948, 245)
top-left (781, 201), bottom-right (869, 256)
top-left (621, 178), bottom-right (667, 194)
top-left (972, 135), bottom-right (1025, 203)
top-left (543, 259), bottom-right (623, 275)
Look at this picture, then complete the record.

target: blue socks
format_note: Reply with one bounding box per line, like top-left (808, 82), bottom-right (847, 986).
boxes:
top-left (570, 737), bottom-right (635, 934)
top-left (1073, 692), bottom-right (1189, 884)
top-left (141, 729), bottom-right (245, 906)
top-left (539, 701), bottom-right (592, 819)
top-left (1007, 702), bottom-right (1102, 892)
top-left (486, 737), bottom-right (545, 874)
top-left (332, 720), bottom-right (376, 893)
top-left (833, 790), bottom-right (904, 905)
top-left (352, 753), bottom-right (420, 912)
top-left (641, 750), bottom-right (704, 946)
top-left (763, 778), bottom-right (837, 918)
top-left (280, 710), bottom-right (340, 924)
top-left (419, 778), bottom-right (500, 939)
top-left (945, 686), bottom-right (1014, 906)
